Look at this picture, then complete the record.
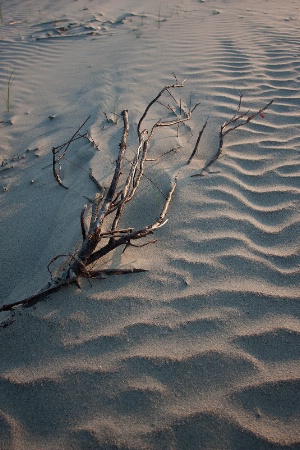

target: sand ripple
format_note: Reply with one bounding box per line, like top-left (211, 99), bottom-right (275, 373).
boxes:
top-left (1, 0), bottom-right (300, 448)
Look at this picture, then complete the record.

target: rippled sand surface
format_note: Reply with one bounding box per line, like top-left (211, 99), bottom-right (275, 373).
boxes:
top-left (0, 0), bottom-right (299, 448)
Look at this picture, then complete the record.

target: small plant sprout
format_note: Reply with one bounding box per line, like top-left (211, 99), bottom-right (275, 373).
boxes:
top-left (136, 28), bottom-right (142, 38)
top-left (133, 26), bottom-right (142, 38)
top-left (133, 12), bottom-right (144, 38)
top-left (3, 69), bottom-right (15, 112)
top-left (157, 4), bottom-right (161, 29)
top-left (112, 96), bottom-right (121, 124)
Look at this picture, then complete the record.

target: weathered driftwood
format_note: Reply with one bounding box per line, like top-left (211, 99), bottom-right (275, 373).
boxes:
top-left (1, 82), bottom-right (193, 312)
top-left (0, 85), bottom-right (274, 313)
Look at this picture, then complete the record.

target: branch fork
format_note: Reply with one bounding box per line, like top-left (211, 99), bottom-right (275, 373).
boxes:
top-left (1, 83), bottom-right (191, 312)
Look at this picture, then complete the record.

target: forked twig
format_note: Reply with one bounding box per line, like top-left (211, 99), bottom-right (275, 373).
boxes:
top-left (2, 83), bottom-right (273, 314)
top-left (1, 83), bottom-right (191, 313)
top-left (52, 115), bottom-right (91, 188)
top-left (192, 97), bottom-right (274, 176)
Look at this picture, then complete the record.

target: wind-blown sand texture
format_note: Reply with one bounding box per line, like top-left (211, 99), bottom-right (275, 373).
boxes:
top-left (0, 0), bottom-right (300, 449)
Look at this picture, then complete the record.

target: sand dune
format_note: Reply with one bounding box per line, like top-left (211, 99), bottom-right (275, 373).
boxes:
top-left (0, 0), bottom-right (299, 448)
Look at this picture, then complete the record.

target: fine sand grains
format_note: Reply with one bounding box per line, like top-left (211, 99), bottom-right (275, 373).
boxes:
top-left (0, 0), bottom-right (300, 449)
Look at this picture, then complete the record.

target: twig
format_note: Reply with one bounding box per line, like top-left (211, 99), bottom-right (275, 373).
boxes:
top-left (146, 146), bottom-right (181, 162)
top-left (0, 277), bottom-right (78, 312)
top-left (192, 98), bottom-right (274, 177)
top-left (2, 82), bottom-right (194, 313)
top-left (0, 269), bottom-right (147, 312)
top-left (157, 100), bottom-right (193, 136)
top-left (81, 205), bottom-right (87, 240)
top-left (86, 179), bottom-right (177, 265)
top-left (137, 83), bottom-right (184, 139)
top-left (52, 115), bottom-right (90, 188)
top-left (187, 118), bottom-right (208, 165)
top-left (122, 239), bottom-right (157, 253)
top-left (87, 268), bottom-right (147, 278)
top-left (89, 168), bottom-right (105, 192)
top-left (47, 254), bottom-right (69, 278)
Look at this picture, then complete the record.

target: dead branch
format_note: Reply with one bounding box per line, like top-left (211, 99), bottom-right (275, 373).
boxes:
top-left (0, 269), bottom-right (147, 312)
top-left (85, 179), bottom-right (176, 266)
top-left (89, 168), bottom-right (105, 192)
top-left (122, 239), bottom-right (157, 253)
top-left (1, 85), bottom-right (275, 314)
top-left (1, 83), bottom-right (192, 313)
top-left (52, 115), bottom-right (90, 188)
top-left (187, 118), bottom-right (208, 165)
top-left (0, 277), bottom-right (78, 311)
top-left (192, 97), bottom-right (274, 176)
top-left (137, 82), bottom-right (185, 139)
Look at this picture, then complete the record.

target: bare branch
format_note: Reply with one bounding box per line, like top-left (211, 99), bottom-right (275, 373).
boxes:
top-left (0, 269), bottom-right (146, 312)
top-left (86, 179), bottom-right (177, 266)
top-left (223, 99), bottom-right (274, 136)
top-left (52, 115), bottom-right (90, 188)
top-left (122, 239), bottom-right (157, 253)
top-left (0, 277), bottom-right (78, 312)
top-left (52, 149), bottom-right (68, 189)
top-left (87, 268), bottom-right (147, 277)
top-left (89, 168), bottom-right (105, 192)
top-left (91, 109), bottom-right (129, 238)
top-left (1, 82), bottom-right (276, 315)
top-left (81, 205), bottom-right (87, 240)
top-left (192, 98), bottom-right (274, 177)
top-left (187, 118), bottom-right (208, 165)
top-left (137, 83), bottom-right (184, 139)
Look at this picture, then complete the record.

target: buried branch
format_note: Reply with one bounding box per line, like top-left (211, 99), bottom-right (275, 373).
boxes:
top-left (1, 82), bottom-right (192, 313)
top-left (52, 115), bottom-right (91, 189)
top-left (0, 84), bottom-right (274, 314)
top-left (191, 96), bottom-right (274, 176)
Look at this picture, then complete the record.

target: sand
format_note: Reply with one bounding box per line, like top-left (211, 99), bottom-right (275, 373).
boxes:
top-left (0, 0), bottom-right (299, 448)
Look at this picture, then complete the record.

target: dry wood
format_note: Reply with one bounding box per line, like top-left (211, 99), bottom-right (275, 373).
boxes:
top-left (52, 115), bottom-right (90, 189)
top-left (1, 83), bottom-right (273, 314)
top-left (0, 277), bottom-right (78, 311)
top-left (0, 269), bottom-right (146, 312)
top-left (192, 97), bottom-right (274, 177)
top-left (187, 118), bottom-right (208, 165)
top-left (1, 83), bottom-right (191, 313)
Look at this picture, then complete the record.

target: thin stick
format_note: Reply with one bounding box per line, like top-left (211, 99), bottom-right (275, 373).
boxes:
top-left (81, 205), bottom-right (87, 240)
top-left (0, 269), bottom-right (147, 312)
top-left (1, 82), bottom-right (195, 314)
top-left (52, 150), bottom-right (68, 189)
top-left (192, 98), bottom-right (274, 177)
top-left (86, 179), bottom-right (177, 265)
top-left (89, 168), bottom-right (105, 192)
top-left (0, 277), bottom-right (78, 312)
top-left (54, 116), bottom-right (90, 163)
top-left (91, 109), bottom-right (129, 237)
top-left (87, 268), bottom-right (147, 277)
top-left (187, 118), bottom-right (208, 165)
top-left (52, 116), bottom-right (90, 188)
top-left (223, 99), bottom-right (273, 136)
top-left (137, 83), bottom-right (184, 139)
